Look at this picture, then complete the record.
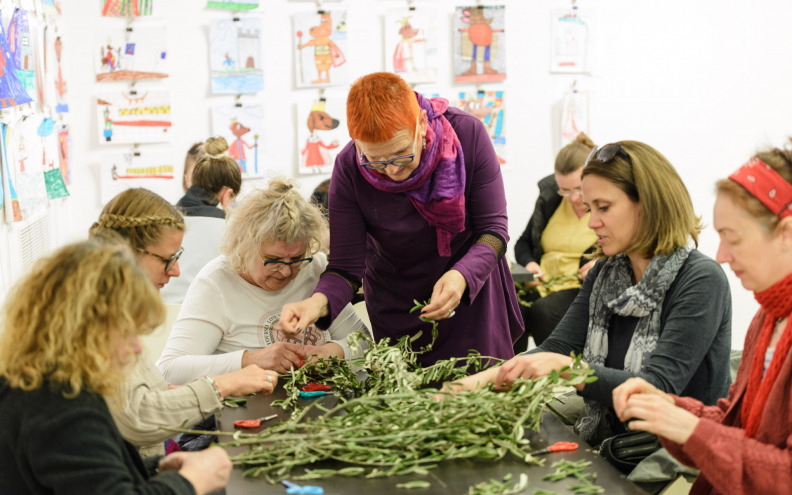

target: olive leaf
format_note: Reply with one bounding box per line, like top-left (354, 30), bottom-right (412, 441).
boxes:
top-left (170, 307), bottom-right (598, 488)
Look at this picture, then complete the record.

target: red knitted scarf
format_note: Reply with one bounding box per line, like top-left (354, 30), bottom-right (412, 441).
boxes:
top-left (742, 271), bottom-right (792, 437)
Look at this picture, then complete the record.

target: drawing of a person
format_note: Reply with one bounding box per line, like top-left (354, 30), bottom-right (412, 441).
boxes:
top-left (393, 17), bottom-right (425, 73)
top-left (222, 52), bottom-right (234, 69)
top-left (459, 7), bottom-right (503, 76)
top-left (227, 119), bottom-right (256, 174)
top-left (103, 44), bottom-right (116, 71)
top-left (298, 13), bottom-right (345, 84)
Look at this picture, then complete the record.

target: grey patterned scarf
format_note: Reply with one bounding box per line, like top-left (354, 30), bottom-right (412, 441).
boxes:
top-left (576, 245), bottom-right (692, 442)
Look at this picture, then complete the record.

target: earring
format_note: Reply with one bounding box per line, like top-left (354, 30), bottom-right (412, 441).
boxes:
top-left (422, 138), bottom-right (427, 151)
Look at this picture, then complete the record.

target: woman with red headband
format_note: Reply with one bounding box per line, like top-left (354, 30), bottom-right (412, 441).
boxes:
top-left (280, 72), bottom-right (523, 364)
top-left (613, 143), bottom-right (792, 494)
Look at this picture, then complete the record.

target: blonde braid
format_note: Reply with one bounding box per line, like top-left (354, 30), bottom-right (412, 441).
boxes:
top-left (89, 189), bottom-right (185, 250)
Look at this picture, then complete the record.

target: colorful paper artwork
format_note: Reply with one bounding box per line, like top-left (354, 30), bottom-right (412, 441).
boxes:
top-left (209, 17), bottom-right (263, 94)
top-left (95, 26), bottom-right (168, 82)
top-left (0, 15), bottom-right (33, 109)
top-left (16, 170), bottom-right (48, 211)
top-left (38, 117), bottom-right (58, 172)
top-left (12, 116), bottom-right (42, 175)
top-left (97, 90), bottom-right (172, 145)
top-left (57, 124), bottom-right (70, 184)
top-left (211, 104), bottom-right (264, 178)
top-left (294, 10), bottom-right (348, 88)
top-left (100, 150), bottom-right (177, 204)
top-left (43, 167), bottom-right (68, 199)
top-left (453, 90), bottom-right (505, 165)
top-left (453, 5), bottom-right (506, 83)
top-left (32, 24), bottom-right (69, 112)
top-left (384, 8), bottom-right (439, 85)
top-left (9, 118), bottom-right (49, 213)
top-left (1, 123), bottom-right (23, 222)
top-left (102, 0), bottom-right (154, 17)
top-left (560, 90), bottom-right (589, 147)
top-left (39, 0), bottom-right (59, 18)
top-left (5, 8), bottom-right (37, 101)
top-left (296, 96), bottom-right (347, 175)
top-left (206, 0), bottom-right (258, 10)
top-left (550, 8), bottom-right (590, 73)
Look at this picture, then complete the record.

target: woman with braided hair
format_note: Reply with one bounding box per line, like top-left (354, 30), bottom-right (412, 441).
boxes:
top-left (91, 188), bottom-right (277, 456)
top-left (280, 72), bottom-right (523, 365)
top-left (613, 141), bottom-right (792, 494)
top-left (156, 177), bottom-right (369, 383)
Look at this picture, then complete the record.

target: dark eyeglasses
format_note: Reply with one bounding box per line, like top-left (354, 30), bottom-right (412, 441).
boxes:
top-left (136, 246), bottom-right (184, 273)
top-left (356, 115), bottom-right (420, 171)
top-left (259, 254), bottom-right (313, 272)
top-left (585, 142), bottom-right (631, 166)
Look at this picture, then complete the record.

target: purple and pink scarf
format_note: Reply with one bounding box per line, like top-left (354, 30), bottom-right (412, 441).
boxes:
top-left (358, 93), bottom-right (466, 257)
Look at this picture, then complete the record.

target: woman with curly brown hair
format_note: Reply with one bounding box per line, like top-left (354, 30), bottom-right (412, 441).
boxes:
top-left (0, 240), bottom-right (231, 494)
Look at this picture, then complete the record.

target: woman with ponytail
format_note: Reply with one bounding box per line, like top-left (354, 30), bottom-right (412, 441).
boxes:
top-left (157, 177), bottom-right (369, 382)
top-left (513, 132), bottom-right (599, 350)
top-left (164, 136), bottom-right (243, 303)
top-left (613, 142), bottom-right (792, 494)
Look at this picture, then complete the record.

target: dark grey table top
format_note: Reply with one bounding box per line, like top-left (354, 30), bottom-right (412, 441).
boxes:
top-left (217, 385), bottom-right (646, 495)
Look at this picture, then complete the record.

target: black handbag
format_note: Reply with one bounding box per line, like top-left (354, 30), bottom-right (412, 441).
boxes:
top-left (598, 430), bottom-right (662, 474)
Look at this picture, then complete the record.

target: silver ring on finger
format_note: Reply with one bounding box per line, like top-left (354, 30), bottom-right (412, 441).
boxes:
top-left (266, 375), bottom-right (273, 383)
top-left (448, 309), bottom-right (455, 318)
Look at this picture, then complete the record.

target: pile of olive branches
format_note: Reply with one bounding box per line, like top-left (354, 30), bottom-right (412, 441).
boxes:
top-left (204, 312), bottom-right (596, 484)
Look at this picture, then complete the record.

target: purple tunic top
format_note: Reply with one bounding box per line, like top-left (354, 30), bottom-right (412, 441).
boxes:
top-left (315, 107), bottom-right (524, 365)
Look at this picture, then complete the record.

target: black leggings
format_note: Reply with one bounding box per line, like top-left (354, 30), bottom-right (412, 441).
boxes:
top-left (514, 288), bottom-right (580, 353)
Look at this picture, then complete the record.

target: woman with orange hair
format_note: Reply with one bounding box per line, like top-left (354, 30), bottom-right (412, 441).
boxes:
top-left (281, 72), bottom-right (523, 364)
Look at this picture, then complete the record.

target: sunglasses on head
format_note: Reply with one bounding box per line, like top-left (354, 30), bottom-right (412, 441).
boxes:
top-left (585, 142), bottom-right (631, 166)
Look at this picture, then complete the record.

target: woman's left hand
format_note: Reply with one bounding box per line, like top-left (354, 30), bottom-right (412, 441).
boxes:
top-left (619, 393), bottom-right (699, 445)
top-left (421, 269), bottom-right (467, 320)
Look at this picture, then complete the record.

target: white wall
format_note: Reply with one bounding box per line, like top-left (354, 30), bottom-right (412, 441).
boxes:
top-left (10, 0), bottom-right (792, 347)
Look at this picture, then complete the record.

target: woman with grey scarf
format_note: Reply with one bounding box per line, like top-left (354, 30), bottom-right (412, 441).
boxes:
top-left (447, 140), bottom-right (732, 447)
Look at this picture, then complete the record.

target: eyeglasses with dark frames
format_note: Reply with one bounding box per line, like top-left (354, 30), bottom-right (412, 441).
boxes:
top-left (585, 142), bottom-right (631, 166)
top-left (356, 115), bottom-right (421, 171)
top-left (258, 254), bottom-right (313, 272)
top-left (135, 246), bottom-right (184, 273)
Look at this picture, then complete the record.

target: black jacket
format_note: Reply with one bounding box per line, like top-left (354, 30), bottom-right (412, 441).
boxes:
top-left (176, 186), bottom-right (225, 219)
top-left (514, 174), bottom-right (563, 266)
top-left (0, 380), bottom-right (194, 494)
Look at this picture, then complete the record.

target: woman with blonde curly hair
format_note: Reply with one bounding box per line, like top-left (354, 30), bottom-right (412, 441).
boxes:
top-left (0, 240), bottom-right (231, 494)
top-left (92, 188), bottom-right (277, 456)
top-left (157, 177), bottom-right (369, 383)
